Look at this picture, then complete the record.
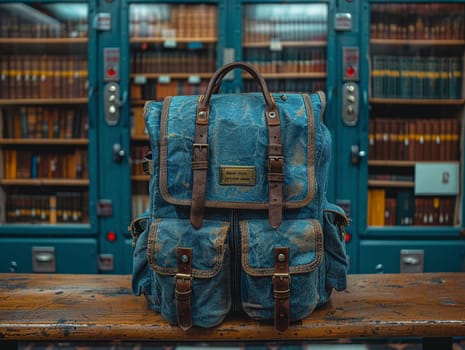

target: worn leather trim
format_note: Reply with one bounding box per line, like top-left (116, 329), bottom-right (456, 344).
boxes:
top-left (158, 93), bottom-right (318, 210)
top-left (146, 218), bottom-right (229, 278)
top-left (240, 219), bottom-right (323, 277)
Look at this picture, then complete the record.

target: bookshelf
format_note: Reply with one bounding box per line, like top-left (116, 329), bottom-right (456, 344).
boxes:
top-left (0, 3), bottom-right (90, 226)
top-left (241, 3), bottom-right (328, 93)
top-left (367, 2), bottom-right (465, 228)
top-left (129, 3), bottom-right (218, 220)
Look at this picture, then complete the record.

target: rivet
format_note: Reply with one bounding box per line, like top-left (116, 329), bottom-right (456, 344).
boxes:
top-left (269, 111), bottom-right (276, 119)
top-left (278, 253), bottom-right (286, 262)
top-left (198, 111), bottom-right (207, 119)
top-left (181, 254), bottom-right (189, 263)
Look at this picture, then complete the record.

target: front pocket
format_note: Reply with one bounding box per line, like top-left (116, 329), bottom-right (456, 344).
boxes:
top-left (240, 219), bottom-right (323, 322)
top-left (147, 218), bottom-right (231, 328)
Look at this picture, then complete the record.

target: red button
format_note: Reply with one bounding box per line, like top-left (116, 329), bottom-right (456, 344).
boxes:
top-left (346, 65), bottom-right (355, 77)
top-left (345, 231), bottom-right (352, 243)
top-left (106, 231), bottom-right (117, 242)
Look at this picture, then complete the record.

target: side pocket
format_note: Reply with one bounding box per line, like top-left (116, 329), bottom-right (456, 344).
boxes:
top-left (240, 219), bottom-right (323, 322)
top-left (147, 218), bottom-right (231, 328)
top-left (130, 214), bottom-right (156, 307)
top-left (323, 202), bottom-right (349, 292)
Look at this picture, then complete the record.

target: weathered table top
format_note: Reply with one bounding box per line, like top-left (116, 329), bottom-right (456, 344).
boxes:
top-left (1, 273), bottom-right (464, 342)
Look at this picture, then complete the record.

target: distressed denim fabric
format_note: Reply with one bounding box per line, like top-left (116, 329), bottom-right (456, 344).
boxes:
top-left (132, 90), bottom-right (349, 328)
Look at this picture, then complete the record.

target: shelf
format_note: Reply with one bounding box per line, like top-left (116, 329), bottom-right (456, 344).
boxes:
top-left (368, 160), bottom-right (460, 167)
top-left (370, 39), bottom-right (465, 46)
top-left (0, 98), bottom-right (88, 105)
top-left (0, 179), bottom-right (89, 186)
top-left (0, 139), bottom-right (88, 146)
top-left (369, 160), bottom-right (416, 167)
top-left (131, 73), bottom-right (212, 80)
top-left (130, 37), bottom-right (217, 44)
top-left (364, 225), bottom-right (464, 238)
top-left (243, 72), bottom-right (327, 79)
top-left (370, 98), bottom-right (465, 106)
top-left (132, 175), bottom-right (150, 182)
top-left (243, 40), bottom-right (327, 48)
top-left (0, 37), bottom-right (88, 45)
top-left (131, 135), bottom-right (149, 141)
top-left (368, 180), bottom-right (414, 188)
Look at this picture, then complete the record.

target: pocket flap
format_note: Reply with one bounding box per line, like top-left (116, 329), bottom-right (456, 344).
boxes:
top-left (240, 219), bottom-right (323, 276)
top-left (147, 219), bottom-right (230, 278)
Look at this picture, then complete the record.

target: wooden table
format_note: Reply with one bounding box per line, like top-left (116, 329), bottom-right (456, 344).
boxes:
top-left (1, 273), bottom-right (464, 349)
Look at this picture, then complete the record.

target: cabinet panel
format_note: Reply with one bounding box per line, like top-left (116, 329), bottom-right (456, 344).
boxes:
top-left (0, 238), bottom-right (98, 273)
top-left (367, 3), bottom-right (465, 229)
top-left (128, 2), bottom-right (219, 221)
top-left (359, 239), bottom-right (465, 273)
top-left (241, 3), bottom-right (328, 93)
top-left (0, 2), bottom-right (93, 229)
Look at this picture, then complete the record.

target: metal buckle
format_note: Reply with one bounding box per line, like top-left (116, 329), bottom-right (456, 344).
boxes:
top-left (174, 273), bottom-right (193, 282)
top-left (268, 156), bottom-right (284, 172)
top-left (193, 143), bottom-right (208, 151)
top-left (272, 273), bottom-right (291, 281)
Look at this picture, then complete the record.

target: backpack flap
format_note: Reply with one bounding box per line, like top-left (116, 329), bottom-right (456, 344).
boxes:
top-left (157, 92), bottom-right (324, 211)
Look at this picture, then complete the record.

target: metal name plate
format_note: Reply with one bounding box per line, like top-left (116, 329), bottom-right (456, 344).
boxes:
top-left (220, 166), bottom-right (256, 186)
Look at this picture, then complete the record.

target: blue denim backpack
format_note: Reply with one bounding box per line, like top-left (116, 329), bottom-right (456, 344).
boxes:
top-left (131, 62), bottom-right (349, 332)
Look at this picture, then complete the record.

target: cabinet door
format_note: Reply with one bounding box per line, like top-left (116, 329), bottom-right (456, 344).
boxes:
top-left (127, 2), bottom-right (219, 222)
top-left (0, 238), bottom-right (98, 273)
top-left (0, 2), bottom-right (97, 234)
top-left (359, 240), bottom-right (465, 273)
top-left (366, 3), bottom-right (465, 232)
top-left (240, 3), bottom-right (328, 94)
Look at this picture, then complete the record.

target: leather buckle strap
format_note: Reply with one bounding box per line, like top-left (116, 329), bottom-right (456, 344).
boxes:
top-left (175, 248), bottom-right (193, 331)
top-left (190, 142), bottom-right (209, 228)
top-left (273, 247), bottom-right (290, 332)
top-left (268, 155), bottom-right (284, 228)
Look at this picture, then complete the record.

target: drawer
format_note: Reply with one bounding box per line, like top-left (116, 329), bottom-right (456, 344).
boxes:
top-left (0, 238), bottom-right (98, 273)
top-left (359, 240), bottom-right (465, 273)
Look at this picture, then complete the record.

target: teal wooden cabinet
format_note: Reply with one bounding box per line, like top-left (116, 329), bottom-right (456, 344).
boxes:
top-left (359, 240), bottom-right (465, 274)
top-left (0, 238), bottom-right (98, 273)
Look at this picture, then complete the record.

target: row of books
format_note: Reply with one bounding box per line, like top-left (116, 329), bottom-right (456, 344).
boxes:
top-left (0, 12), bottom-right (88, 39)
top-left (0, 55), bottom-right (88, 100)
top-left (368, 189), bottom-right (455, 226)
top-left (131, 145), bottom-right (150, 176)
top-left (1, 107), bottom-right (88, 139)
top-left (243, 20), bottom-right (327, 43)
top-left (370, 4), bottom-right (465, 40)
top-left (131, 80), bottom-right (209, 101)
top-left (243, 48), bottom-right (326, 74)
top-left (129, 4), bottom-right (217, 39)
top-left (2, 149), bottom-right (88, 180)
top-left (132, 194), bottom-right (150, 220)
top-left (368, 118), bottom-right (460, 162)
top-left (371, 56), bottom-right (463, 99)
top-left (131, 51), bottom-right (216, 75)
top-left (2, 192), bottom-right (88, 224)
top-left (243, 78), bottom-right (325, 94)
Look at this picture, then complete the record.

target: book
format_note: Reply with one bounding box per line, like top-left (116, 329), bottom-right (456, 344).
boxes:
top-left (396, 190), bottom-right (414, 225)
top-left (367, 188), bottom-right (385, 226)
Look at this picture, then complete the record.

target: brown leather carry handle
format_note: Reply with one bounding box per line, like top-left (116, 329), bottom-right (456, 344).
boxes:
top-left (200, 62), bottom-right (277, 113)
top-left (190, 62), bottom-right (284, 230)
